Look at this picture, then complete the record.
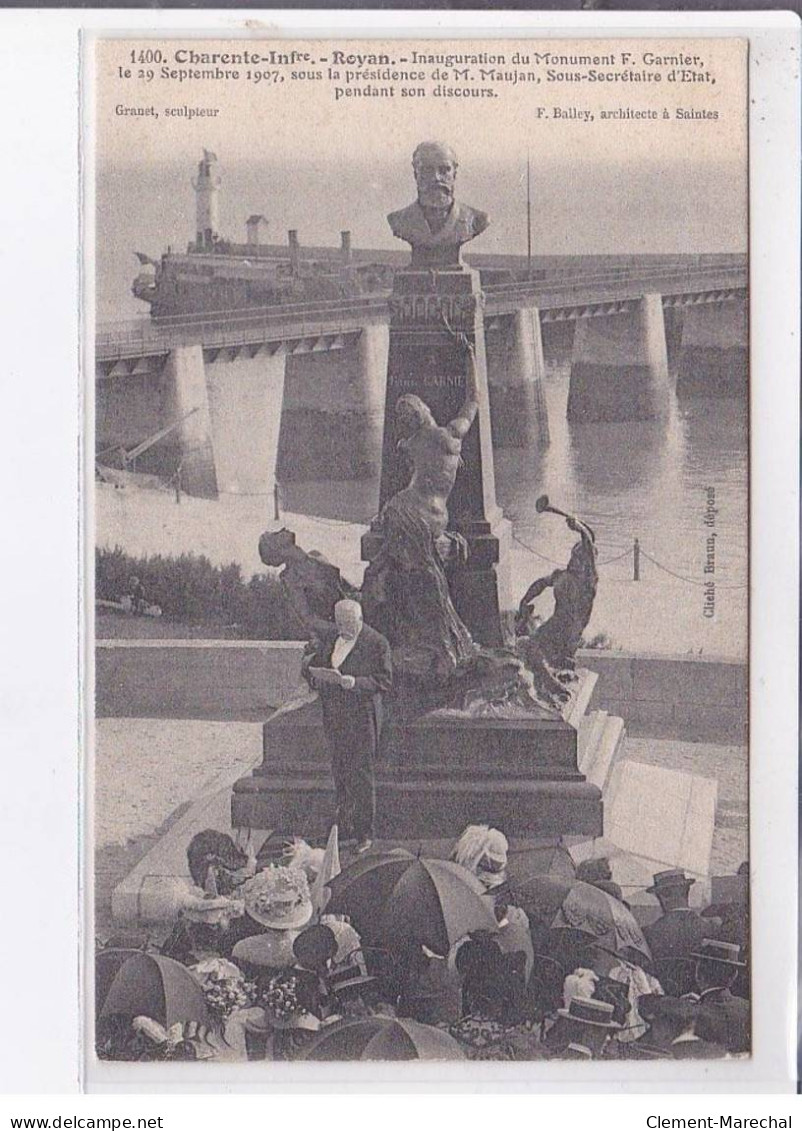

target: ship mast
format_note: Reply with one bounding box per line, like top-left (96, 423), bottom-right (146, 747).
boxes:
top-left (526, 152), bottom-right (532, 280)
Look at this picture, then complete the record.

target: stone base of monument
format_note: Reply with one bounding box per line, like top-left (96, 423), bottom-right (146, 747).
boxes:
top-left (231, 669), bottom-right (606, 840)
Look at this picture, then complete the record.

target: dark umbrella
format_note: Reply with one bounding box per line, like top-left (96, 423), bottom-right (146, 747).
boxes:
top-left (506, 842), bottom-right (576, 885)
top-left (301, 1016), bottom-right (465, 1060)
top-left (99, 952), bottom-right (211, 1029)
top-left (512, 875), bottom-right (650, 960)
top-left (96, 949), bottom-right (142, 1019)
top-left (326, 850), bottom-right (498, 955)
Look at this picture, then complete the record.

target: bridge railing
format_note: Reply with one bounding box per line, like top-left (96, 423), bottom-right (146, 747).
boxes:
top-left (96, 263), bottom-right (748, 358)
top-left (96, 297), bottom-right (390, 359)
top-left (485, 263), bottom-right (747, 302)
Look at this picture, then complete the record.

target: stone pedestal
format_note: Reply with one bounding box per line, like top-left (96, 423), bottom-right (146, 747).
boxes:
top-left (567, 294), bottom-right (670, 423)
top-left (362, 266), bottom-right (512, 644)
top-left (231, 670), bottom-right (604, 839)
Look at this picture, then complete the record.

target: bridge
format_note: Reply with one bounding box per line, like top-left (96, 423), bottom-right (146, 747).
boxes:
top-left (96, 261), bottom-right (748, 498)
top-left (97, 263), bottom-right (746, 363)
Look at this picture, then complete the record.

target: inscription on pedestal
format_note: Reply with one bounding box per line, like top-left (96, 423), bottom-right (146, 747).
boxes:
top-left (389, 291), bottom-right (481, 330)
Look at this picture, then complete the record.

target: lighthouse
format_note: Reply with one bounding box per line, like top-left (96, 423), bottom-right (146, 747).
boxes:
top-left (193, 149), bottom-right (221, 249)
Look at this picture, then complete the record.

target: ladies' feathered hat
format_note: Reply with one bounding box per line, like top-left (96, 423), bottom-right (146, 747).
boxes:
top-left (240, 866), bottom-right (313, 930)
top-left (453, 825), bottom-right (509, 872)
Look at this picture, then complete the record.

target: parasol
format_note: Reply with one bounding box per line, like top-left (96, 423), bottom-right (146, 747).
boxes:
top-left (326, 850), bottom-right (498, 955)
top-left (301, 1016), bottom-right (465, 1061)
top-left (96, 948), bottom-right (142, 1019)
top-left (511, 875), bottom-right (651, 960)
top-left (505, 842), bottom-right (577, 884)
top-left (98, 952), bottom-right (211, 1029)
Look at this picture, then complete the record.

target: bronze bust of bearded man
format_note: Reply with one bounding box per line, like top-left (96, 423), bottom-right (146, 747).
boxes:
top-left (387, 141), bottom-right (489, 268)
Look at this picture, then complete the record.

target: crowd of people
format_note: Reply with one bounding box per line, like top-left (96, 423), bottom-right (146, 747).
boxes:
top-left (96, 823), bottom-right (750, 1063)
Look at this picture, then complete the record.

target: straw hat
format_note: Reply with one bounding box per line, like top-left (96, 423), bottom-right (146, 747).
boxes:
top-left (329, 963), bottom-right (378, 996)
top-left (689, 938), bottom-right (746, 967)
top-left (556, 996), bottom-right (622, 1030)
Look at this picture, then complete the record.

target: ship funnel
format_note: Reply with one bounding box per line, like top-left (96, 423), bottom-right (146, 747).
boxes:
top-left (340, 230), bottom-right (352, 266)
top-left (246, 215), bottom-right (268, 246)
top-left (288, 229), bottom-right (300, 274)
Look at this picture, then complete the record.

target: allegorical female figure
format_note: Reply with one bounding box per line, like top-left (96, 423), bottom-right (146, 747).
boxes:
top-left (516, 507), bottom-right (599, 674)
top-left (361, 337), bottom-right (480, 682)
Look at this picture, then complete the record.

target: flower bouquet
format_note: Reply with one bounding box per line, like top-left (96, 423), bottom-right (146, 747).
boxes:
top-left (190, 958), bottom-right (256, 1024)
top-left (258, 970), bottom-right (320, 1032)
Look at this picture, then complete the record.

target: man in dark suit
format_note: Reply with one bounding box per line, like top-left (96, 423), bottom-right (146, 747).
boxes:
top-left (690, 939), bottom-right (750, 1054)
top-left (644, 869), bottom-right (707, 963)
top-left (627, 995), bottom-right (725, 1061)
top-left (302, 599), bottom-right (392, 852)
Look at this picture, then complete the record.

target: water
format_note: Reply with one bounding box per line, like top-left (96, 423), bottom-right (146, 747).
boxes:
top-left (280, 356), bottom-right (748, 656)
top-left (496, 360), bottom-right (747, 592)
top-left (96, 158), bottom-right (748, 656)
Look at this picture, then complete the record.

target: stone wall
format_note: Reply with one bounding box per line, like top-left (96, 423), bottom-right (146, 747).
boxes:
top-left (95, 640), bottom-right (747, 742)
top-left (96, 640), bottom-right (306, 720)
top-left (580, 650), bottom-right (747, 743)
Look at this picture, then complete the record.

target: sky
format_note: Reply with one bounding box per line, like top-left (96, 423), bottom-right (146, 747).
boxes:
top-left (94, 36), bottom-right (747, 319)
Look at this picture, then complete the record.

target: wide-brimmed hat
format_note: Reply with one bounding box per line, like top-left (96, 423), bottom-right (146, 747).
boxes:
top-left (689, 938), bottom-right (746, 967)
top-left (453, 825), bottom-right (508, 872)
top-left (231, 931), bottom-right (298, 970)
top-left (329, 964), bottom-right (378, 996)
top-left (646, 869), bottom-right (696, 895)
top-left (240, 866), bottom-right (313, 930)
top-left (556, 996), bottom-right (621, 1029)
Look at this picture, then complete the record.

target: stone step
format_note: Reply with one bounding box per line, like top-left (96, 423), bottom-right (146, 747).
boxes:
top-left (603, 759), bottom-right (717, 887)
top-left (233, 773), bottom-right (602, 841)
top-left (577, 709), bottom-right (607, 772)
top-left (110, 746), bottom-right (266, 926)
top-left (584, 714), bottom-right (626, 790)
top-left (562, 668), bottom-right (598, 729)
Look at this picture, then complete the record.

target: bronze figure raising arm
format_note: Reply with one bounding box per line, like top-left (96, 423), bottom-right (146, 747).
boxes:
top-left (445, 326), bottom-right (480, 440)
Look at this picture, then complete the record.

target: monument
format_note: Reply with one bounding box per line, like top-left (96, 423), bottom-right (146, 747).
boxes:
top-left (366, 141), bottom-right (512, 652)
top-left (232, 142), bottom-right (611, 841)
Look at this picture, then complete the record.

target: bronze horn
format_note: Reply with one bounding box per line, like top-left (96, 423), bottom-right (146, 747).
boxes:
top-left (535, 493), bottom-right (573, 522)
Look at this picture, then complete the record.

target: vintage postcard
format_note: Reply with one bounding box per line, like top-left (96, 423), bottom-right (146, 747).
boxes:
top-left (91, 33), bottom-right (750, 1069)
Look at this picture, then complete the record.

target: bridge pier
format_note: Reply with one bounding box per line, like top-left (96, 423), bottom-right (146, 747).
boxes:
top-left (277, 323), bottom-right (389, 483)
top-left (567, 294), bottom-right (671, 423)
top-left (204, 348), bottom-right (287, 498)
top-left (676, 298), bottom-right (748, 397)
top-left (485, 308), bottom-right (550, 450)
top-left (663, 306), bottom-right (684, 374)
top-left (161, 344), bottom-right (218, 498)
